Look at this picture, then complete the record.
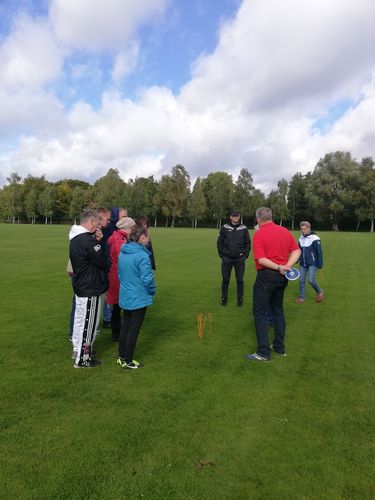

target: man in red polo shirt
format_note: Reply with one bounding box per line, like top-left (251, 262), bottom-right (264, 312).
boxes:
top-left (245, 207), bottom-right (301, 362)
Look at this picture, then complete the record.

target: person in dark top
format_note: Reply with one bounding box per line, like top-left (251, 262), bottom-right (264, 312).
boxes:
top-left (217, 209), bottom-right (251, 306)
top-left (69, 210), bottom-right (109, 368)
top-left (135, 216), bottom-right (156, 270)
top-left (101, 206), bottom-right (126, 327)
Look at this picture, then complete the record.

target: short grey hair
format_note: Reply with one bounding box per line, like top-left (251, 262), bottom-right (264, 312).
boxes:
top-left (256, 207), bottom-right (272, 221)
top-left (80, 210), bottom-right (100, 225)
top-left (300, 220), bottom-right (311, 229)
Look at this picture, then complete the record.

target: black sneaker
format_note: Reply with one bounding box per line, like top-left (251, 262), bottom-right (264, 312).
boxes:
top-left (102, 321), bottom-right (111, 329)
top-left (221, 297), bottom-right (227, 306)
top-left (270, 345), bottom-right (286, 356)
top-left (74, 359), bottom-right (102, 368)
top-left (237, 298), bottom-right (243, 307)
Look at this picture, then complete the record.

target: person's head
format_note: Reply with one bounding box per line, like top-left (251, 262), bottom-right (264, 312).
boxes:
top-left (116, 217), bottom-right (136, 233)
top-left (135, 215), bottom-right (149, 228)
top-left (230, 209), bottom-right (241, 225)
top-left (80, 210), bottom-right (101, 233)
top-left (255, 207), bottom-right (273, 226)
top-left (130, 224), bottom-right (149, 246)
top-left (96, 207), bottom-right (111, 228)
top-left (118, 207), bottom-right (127, 219)
top-left (300, 220), bottom-right (311, 235)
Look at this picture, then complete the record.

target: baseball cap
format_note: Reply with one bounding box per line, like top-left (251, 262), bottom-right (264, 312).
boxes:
top-left (230, 209), bottom-right (241, 216)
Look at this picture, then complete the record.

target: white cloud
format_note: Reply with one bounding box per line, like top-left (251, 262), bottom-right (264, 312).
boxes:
top-left (2, 0), bottom-right (375, 191)
top-left (0, 14), bottom-right (63, 88)
top-left (111, 42), bottom-right (140, 83)
top-left (49, 0), bottom-right (167, 52)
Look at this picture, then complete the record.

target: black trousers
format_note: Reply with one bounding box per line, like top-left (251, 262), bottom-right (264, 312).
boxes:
top-left (253, 269), bottom-right (288, 357)
top-left (221, 256), bottom-right (245, 300)
top-left (111, 303), bottom-right (121, 340)
top-left (119, 307), bottom-right (147, 363)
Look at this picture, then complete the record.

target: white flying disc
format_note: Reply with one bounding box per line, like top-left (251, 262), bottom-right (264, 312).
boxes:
top-left (285, 268), bottom-right (300, 281)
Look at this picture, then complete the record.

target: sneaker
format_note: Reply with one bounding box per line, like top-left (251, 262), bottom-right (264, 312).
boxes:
top-left (244, 353), bottom-right (270, 362)
top-left (112, 335), bottom-right (119, 342)
top-left (116, 357), bottom-right (126, 367)
top-left (102, 320), bottom-right (111, 329)
top-left (270, 345), bottom-right (286, 356)
top-left (237, 298), bottom-right (243, 307)
top-left (221, 297), bottom-right (227, 306)
top-left (295, 297), bottom-right (304, 304)
top-left (74, 359), bottom-right (102, 368)
top-left (123, 359), bottom-right (144, 370)
top-left (316, 292), bottom-right (324, 303)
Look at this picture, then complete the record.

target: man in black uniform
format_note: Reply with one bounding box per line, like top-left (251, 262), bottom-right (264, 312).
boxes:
top-left (217, 210), bottom-right (251, 306)
top-left (69, 210), bottom-right (109, 368)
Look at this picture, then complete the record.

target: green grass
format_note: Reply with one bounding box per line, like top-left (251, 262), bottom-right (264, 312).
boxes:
top-left (0, 224), bottom-right (374, 499)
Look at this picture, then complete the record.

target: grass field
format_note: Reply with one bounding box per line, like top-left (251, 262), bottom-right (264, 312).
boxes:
top-left (0, 224), bottom-right (374, 499)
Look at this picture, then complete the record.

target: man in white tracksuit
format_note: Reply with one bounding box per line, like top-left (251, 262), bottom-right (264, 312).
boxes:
top-left (69, 210), bottom-right (109, 368)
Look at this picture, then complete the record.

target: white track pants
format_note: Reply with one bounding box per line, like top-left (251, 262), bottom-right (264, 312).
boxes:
top-left (72, 295), bottom-right (101, 364)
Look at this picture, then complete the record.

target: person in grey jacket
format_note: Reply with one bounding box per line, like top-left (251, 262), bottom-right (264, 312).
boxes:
top-left (296, 221), bottom-right (324, 303)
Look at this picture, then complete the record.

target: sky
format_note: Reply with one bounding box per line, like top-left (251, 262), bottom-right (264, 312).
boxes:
top-left (1, 0), bottom-right (375, 192)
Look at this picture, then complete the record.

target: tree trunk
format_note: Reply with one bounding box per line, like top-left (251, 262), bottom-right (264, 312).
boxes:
top-left (195, 218), bottom-right (198, 228)
top-left (279, 218), bottom-right (283, 226)
top-left (171, 217), bottom-right (175, 228)
top-left (332, 221), bottom-right (339, 231)
top-left (291, 217), bottom-right (295, 231)
top-left (356, 220), bottom-right (360, 232)
top-left (45, 216), bottom-right (48, 224)
top-left (191, 219), bottom-right (194, 228)
top-left (154, 216), bottom-right (157, 228)
top-left (370, 218), bottom-right (374, 233)
top-left (165, 218), bottom-right (168, 228)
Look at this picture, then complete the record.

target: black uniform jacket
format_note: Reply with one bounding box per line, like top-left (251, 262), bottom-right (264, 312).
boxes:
top-left (217, 223), bottom-right (251, 260)
top-left (70, 232), bottom-right (109, 297)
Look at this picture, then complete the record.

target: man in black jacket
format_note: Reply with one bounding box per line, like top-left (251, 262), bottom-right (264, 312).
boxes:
top-left (69, 210), bottom-right (110, 368)
top-left (217, 210), bottom-right (251, 306)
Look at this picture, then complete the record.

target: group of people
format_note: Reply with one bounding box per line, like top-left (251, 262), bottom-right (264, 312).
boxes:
top-left (68, 207), bottom-right (156, 369)
top-left (67, 203), bottom-right (324, 369)
top-left (218, 207), bottom-right (324, 362)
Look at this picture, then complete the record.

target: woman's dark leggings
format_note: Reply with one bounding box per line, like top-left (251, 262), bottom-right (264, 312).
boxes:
top-left (119, 307), bottom-right (147, 362)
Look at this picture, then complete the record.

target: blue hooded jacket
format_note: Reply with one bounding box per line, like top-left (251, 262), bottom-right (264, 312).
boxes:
top-left (298, 232), bottom-right (323, 268)
top-left (118, 242), bottom-right (156, 310)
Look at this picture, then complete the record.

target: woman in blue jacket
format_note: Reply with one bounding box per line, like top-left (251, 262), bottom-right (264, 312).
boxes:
top-left (117, 224), bottom-right (156, 369)
top-left (296, 221), bottom-right (324, 303)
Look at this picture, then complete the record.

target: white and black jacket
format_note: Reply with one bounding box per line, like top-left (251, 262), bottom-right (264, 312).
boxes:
top-left (298, 232), bottom-right (323, 268)
top-left (69, 225), bottom-right (109, 297)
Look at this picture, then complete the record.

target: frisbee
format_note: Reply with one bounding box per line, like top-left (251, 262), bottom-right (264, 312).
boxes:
top-left (285, 268), bottom-right (300, 281)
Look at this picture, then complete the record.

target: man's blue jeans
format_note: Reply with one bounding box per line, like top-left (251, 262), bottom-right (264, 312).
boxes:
top-left (103, 295), bottom-right (113, 322)
top-left (299, 266), bottom-right (322, 298)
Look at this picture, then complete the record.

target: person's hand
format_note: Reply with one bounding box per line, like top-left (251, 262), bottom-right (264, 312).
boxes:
top-left (95, 228), bottom-right (103, 241)
top-left (278, 264), bottom-right (291, 275)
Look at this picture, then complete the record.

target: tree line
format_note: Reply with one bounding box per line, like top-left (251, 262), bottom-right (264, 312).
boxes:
top-left (0, 151), bottom-right (374, 231)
